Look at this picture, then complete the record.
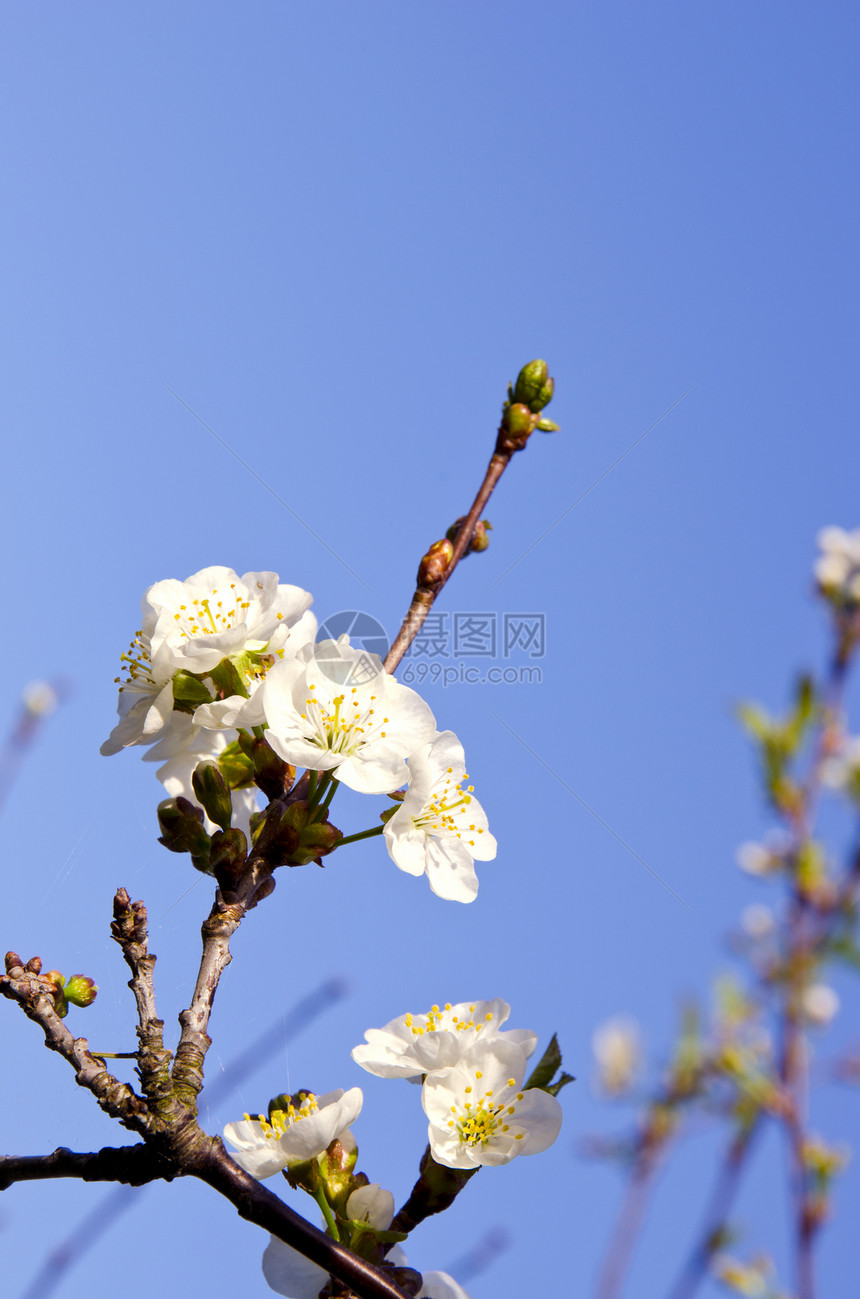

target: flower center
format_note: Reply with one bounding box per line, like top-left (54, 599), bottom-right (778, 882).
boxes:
top-left (446, 1070), bottom-right (525, 1148)
top-left (300, 685), bottom-right (389, 755)
top-left (246, 1091), bottom-right (319, 1140)
top-left (404, 1002), bottom-right (495, 1037)
top-left (115, 631), bottom-right (155, 690)
top-left (170, 583), bottom-right (254, 639)
top-left (414, 768), bottom-right (486, 851)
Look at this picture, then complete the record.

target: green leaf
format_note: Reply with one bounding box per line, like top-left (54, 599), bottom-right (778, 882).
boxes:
top-left (524, 1033), bottom-right (562, 1091)
top-left (218, 739), bottom-right (255, 789)
top-left (545, 1071), bottom-right (575, 1097)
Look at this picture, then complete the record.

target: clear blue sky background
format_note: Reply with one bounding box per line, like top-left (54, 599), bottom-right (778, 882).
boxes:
top-left (1, 4), bottom-right (858, 1297)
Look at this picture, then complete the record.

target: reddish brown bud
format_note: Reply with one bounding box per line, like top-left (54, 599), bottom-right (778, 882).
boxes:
top-left (417, 539), bottom-right (454, 587)
top-left (5, 951), bottom-right (24, 974)
top-left (25, 956), bottom-right (42, 974)
top-left (503, 402), bottom-right (538, 440)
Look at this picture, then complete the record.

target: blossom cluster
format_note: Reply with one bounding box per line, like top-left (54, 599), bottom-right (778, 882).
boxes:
top-left (102, 567), bottom-right (496, 900)
top-left (353, 998), bottom-right (562, 1170)
top-left (223, 1000), bottom-right (563, 1298)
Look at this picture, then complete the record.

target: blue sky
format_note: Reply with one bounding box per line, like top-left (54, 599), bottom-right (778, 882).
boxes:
top-left (1, 4), bottom-right (859, 1297)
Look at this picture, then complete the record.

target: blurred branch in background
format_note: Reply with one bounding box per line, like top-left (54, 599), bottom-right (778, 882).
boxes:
top-left (19, 977), bottom-right (347, 1299)
top-left (587, 529), bottom-right (860, 1299)
top-left (0, 679), bottom-right (71, 815)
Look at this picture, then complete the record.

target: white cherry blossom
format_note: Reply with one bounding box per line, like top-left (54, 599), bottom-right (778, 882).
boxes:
top-left (146, 566), bottom-right (316, 672)
top-left (255, 639), bottom-right (436, 794)
top-left (223, 1087), bottom-right (362, 1179)
top-left (352, 999), bottom-right (537, 1081)
top-left (814, 526), bottom-right (860, 603)
top-left (383, 731), bottom-right (496, 902)
top-left (102, 566), bottom-right (315, 754)
top-left (422, 1039), bottom-right (562, 1170)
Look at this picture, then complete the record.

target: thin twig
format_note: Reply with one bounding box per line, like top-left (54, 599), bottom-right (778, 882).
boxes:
top-left (384, 451), bottom-right (512, 673)
top-left (110, 889), bottom-right (172, 1100)
top-left (0, 955), bottom-right (153, 1135)
top-left (172, 855), bottom-right (274, 1100)
top-left (593, 1155), bottom-right (662, 1299)
top-left (665, 1121), bottom-right (762, 1299)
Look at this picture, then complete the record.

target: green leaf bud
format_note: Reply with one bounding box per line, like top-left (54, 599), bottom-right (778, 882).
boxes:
top-left (512, 359), bottom-right (555, 411)
top-left (192, 761), bottom-right (234, 832)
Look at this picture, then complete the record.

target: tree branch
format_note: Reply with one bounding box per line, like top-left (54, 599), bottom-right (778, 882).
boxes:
top-left (110, 888), bottom-right (173, 1100)
top-left (171, 854), bottom-right (274, 1102)
top-left (193, 1141), bottom-right (414, 1299)
top-left (0, 953), bottom-right (154, 1135)
top-left (384, 451), bottom-right (512, 673)
top-left (665, 1121), bottom-right (762, 1299)
top-left (0, 1143), bottom-right (177, 1190)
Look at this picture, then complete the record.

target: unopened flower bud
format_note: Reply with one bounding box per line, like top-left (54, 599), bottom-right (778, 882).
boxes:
top-left (236, 732), bottom-right (296, 801)
top-left (5, 951), bottom-right (24, 975)
top-left (192, 762), bottom-right (234, 833)
top-left (513, 359), bottom-right (555, 412)
top-left (346, 1183), bottom-right (395, 1231)
top-left (208, 828), bottom-right (249, 886)
top-left (65, 975), bottom-right (98, 1008)
top-left (25, 956), bottom-right (42, 975)
top-left (417, 539), bottom-right (454, 587)
top-left (157, 796), bottom-right (213, 871)
top-left (445, 516), bottom-right (492, 554)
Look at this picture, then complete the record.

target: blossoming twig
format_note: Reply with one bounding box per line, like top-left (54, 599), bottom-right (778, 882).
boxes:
top-left (384, 360), bottom-right (559, 673)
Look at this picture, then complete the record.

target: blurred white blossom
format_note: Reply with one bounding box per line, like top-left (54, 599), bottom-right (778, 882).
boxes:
top-left (802, 983), bottom-right (840, 1027)
top-left (592, 1017), bottom-right (641, 1094)
top-left (814, 526), bottom-right (860, 603)
top-left (740, 904), bottom-right (775, 939)
top-left (736, 837), bottom-right (787, 878)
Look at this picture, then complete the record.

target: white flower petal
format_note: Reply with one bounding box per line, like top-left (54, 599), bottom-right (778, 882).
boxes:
top-left (262, 1236), bottom-right (329, 1299)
